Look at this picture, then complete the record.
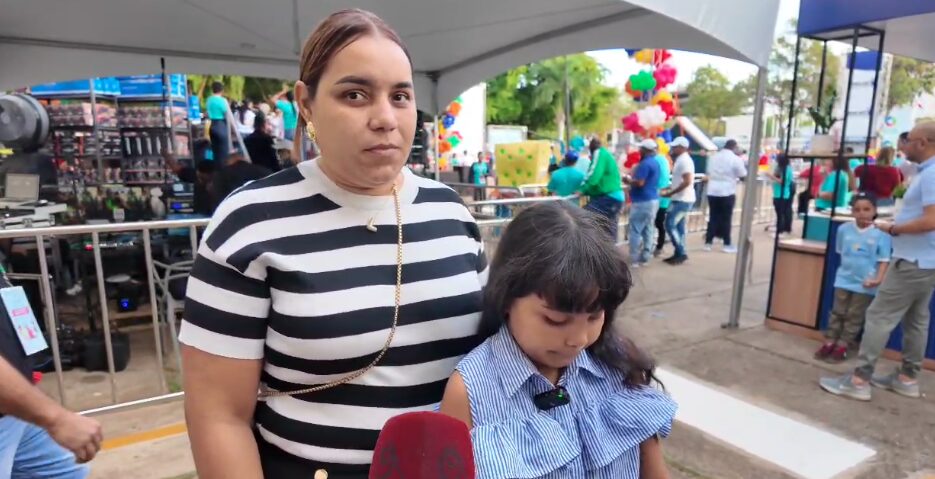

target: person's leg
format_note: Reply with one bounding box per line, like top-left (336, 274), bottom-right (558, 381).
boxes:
top-left (654, 206), bottom-right (668, 252)
top-left (665, 201), bottom-right (689, 257)
top-left (899, 273), bottom-right (935, 379)
top-left (605, 197), bottom-right (623, 243)
top-left (841, 292), bottom-right (873, 349)
top-left (854, 260), bottom-right (919, 381)
top-left (640, 201), bottom-right (660, 262)
top-left (0, 416), bottom-right (28, 479)
top-left (825, 288), bottom-right (851, 343)
top-left (722, 194), bottom-right (736, 246)
top-left (283, 128), bottom-right (295, 141)
top-left (782, 198), bottom-right (795, 233)
top-left (586, 195), bottom-right (619, 242)
top-left (705, 196), bottom-right (720, 245)
top-left (11, 417), bottom-right (88, 479)
top-left (628, 201), bottom-right (651, 262)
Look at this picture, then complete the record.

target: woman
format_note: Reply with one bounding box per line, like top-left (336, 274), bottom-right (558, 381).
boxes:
top-left (766, 153), bottom-right (794, 234)
top-left (206, 81), bottom-right (231, 163)
top-left (855, 146), bottom-right (902, 206)
top-left (180, 9), bottom-right (487, 478)
top-left (815, 155), bottom-right (852, 211)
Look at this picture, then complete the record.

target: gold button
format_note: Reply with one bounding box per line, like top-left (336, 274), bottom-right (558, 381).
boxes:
top-left (314, 469), bottom-right (328, 479)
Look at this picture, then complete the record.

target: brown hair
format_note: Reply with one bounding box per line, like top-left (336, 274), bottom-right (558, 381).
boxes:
top-left (292, 9), bottom-right (412, 159)
top-left (876, 146), bottom-right (894, 167)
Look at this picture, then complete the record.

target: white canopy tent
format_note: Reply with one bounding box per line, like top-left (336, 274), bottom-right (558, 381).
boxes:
top-left (1, 0), bottom-right (779, 112)
top-left (0, 0), bottom-right (780, 326)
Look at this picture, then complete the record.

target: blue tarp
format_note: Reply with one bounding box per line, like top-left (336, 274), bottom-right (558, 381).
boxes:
top-left (798, 0), bottom-right (935, 35)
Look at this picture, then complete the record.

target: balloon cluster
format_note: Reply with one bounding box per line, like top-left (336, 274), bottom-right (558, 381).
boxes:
top-left (438, 97), bottom-right (464, 154)
top-left (621, 49), bottom-right (680, 136)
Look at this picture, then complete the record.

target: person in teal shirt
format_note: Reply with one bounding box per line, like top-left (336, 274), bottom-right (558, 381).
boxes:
top-left (471, 157), bottom-right (489, 201)
top-left (653, 152), bottom-right (672, 255)
top-left (206, 82), bottom-right (231, 163)
top-left (816, 156), bottom-right (852, 210)
top-left (271, 88), bottom-right (298, 141)
top-left (548, 152), bottom-right (585, 198)
top-left (767, 153), bottom-right (795, 234)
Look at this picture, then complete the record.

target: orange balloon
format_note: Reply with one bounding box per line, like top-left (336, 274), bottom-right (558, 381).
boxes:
top-left (447, 102), bottom-right (462, 116)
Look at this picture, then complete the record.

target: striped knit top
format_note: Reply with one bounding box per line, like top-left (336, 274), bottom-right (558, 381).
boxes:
top-left (457, 327), bottom-right (677, 479)
top-left (179, 159), bottom-right (487, 475)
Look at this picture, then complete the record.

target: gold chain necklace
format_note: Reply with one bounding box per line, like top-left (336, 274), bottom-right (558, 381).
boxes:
top-left (258, 184), bottom-right (403, 399)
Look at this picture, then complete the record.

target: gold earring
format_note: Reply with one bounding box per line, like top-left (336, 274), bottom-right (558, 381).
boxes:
top-left (305, 122), bottom-right (317, 142)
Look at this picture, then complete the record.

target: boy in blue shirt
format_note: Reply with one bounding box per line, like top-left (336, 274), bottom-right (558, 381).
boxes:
top-left (815, 193), bottom-right (891, 363)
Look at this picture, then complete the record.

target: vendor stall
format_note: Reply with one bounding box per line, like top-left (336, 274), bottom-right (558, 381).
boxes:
top-left (766, 0), bottom-right (935, 369)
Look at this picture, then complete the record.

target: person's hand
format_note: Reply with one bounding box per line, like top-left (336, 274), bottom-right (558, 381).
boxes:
top-left (876, 221), bottom-right (897, 236)
top-left (863, 278), bottom-right (883, 289)
top-left (701, 175), bottom-right (710, 183)
top-left (45, 410), bottom-right (103, 463)
top-left (660, 188), bottom-right (672, 197)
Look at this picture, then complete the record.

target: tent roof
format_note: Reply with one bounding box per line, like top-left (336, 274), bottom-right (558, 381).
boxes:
top-left (798, 0), bottom-right (935, 63)
top-left (0, 0), bottom-right (779, 112)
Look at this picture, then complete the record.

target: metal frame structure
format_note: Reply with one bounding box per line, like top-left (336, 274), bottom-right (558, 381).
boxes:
top-left (764, 24), bottom-right (886, 329)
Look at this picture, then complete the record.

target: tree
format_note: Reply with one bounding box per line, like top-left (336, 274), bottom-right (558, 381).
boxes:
top-left (681, 65), bottom-right (745, 126)
top-left (188, 75), bottom-right (288, 107)
top-left (485, 54), bottom-right (624, 139)
top-left (887, 56), bottom-right (935, 112)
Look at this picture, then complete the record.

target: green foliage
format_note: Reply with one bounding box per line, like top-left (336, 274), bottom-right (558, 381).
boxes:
top-left (187, 75), bottom-right (288, 107)
top-left (485, 54), bottom-right (624, 139)
top-left (680, 65), bottom-right (745, 121)
top-left (807, 88), bottom-right (838, 134)
top-left (887, 56), bottom-right (935, 112)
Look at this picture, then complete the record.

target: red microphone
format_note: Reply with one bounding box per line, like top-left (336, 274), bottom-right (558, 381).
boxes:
top-left (369, 411), bottom-right (475, 479)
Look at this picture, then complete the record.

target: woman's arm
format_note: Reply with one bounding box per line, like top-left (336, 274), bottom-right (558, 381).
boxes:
top-left (438, 371), bottom-right (473, 429)
top-left (183, 345), bottom-right (264, 479)
top-left (640, 436), bottom-right (670, 479)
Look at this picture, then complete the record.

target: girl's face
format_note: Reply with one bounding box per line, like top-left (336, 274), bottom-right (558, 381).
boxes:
top-left (852, 199), bottom-right (876, 225)
top-left (507, 294), bottom-right (605, 374)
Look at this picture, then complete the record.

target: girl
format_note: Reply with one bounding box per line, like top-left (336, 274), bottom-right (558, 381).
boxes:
top-left (767, 153), bottom-right (795, 234)
top-left (814, 193), bottom-right (891, 363)
top-left (440, 201), bottom-right (676, 479)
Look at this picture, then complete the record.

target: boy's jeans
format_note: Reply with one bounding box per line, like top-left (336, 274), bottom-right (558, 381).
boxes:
top-left (0, 415), bottom-right (88, 479)
top-left (628, 200), bottom-right (659, 263)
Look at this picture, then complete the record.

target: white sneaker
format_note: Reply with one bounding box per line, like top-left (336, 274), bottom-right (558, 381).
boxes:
top-left (703, 244), bottom-right (713, 252)
top-left (722, 245), bottom-right (738, 254)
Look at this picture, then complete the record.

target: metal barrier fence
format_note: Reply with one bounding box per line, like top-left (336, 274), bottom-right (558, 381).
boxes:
top-left (2, 178), bottom-right (774, 416)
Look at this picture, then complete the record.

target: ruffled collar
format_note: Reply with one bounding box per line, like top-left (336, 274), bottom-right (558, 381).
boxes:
top-left (491, 326), bottom-right (606, 399)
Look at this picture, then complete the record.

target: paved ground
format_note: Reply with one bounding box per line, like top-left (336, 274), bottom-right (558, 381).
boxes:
top-left (72, 224), bottom-right (935, 479)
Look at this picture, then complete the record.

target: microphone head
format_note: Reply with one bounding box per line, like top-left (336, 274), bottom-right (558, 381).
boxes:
top-left (370, 411), bottom-right (475, 479)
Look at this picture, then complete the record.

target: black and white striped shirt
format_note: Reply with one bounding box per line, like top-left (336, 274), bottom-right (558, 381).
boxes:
top-left (180, 159), bottom-right (486, 473)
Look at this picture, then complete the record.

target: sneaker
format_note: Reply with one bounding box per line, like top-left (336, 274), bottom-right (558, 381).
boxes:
top-left (722, 245), bottom-right (738, 254)
top-left (664, 254), bottom-right (688, 265)
top-left (819, 373), bottom-right (871, 401)
top-left (814, 342), bottom-right (835, 360)
top-left (703, 244), bottom-right (713, 252)
top-left (826, 345), bottom-right (848, 363)
top-left (870, 370), bottom-right (922, 399)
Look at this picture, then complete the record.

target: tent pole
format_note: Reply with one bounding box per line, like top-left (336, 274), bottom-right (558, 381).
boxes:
top-left (433, 114), bottom-right (441, 182)
top-left (865, 30), bottom-right (886, 152)
top-left (725, 66), bottom-right (768, 329)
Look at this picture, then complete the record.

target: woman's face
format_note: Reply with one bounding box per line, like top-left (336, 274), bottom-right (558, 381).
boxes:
top-left (297, 34), bottom-right (416, 192)
top-left (507, 294), bottom-right (604, 375)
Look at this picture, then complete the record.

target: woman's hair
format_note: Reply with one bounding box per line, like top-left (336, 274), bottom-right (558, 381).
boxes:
top-left (292, 9), bottom-right (411, 159)
top-left (832, 153), bottom-right (851, 172)
top-left (876, 146), bottom-right (895, 167)
top-left (211, 81), bottom-right (224, 94)
top-left (479, 201), bottom-right (657, 387)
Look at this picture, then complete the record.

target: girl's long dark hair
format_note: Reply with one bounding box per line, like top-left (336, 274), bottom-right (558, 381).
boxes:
top-left (479, 201), bottom-right (657, 387)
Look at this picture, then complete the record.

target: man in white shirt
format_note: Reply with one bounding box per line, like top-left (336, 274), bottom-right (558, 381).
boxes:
top-left (704, 139), bottom-right (747, 253)
top-left (661, 137), bottom-right (696, 264)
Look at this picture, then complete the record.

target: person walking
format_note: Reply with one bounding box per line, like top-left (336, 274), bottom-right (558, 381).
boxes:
top-left (703, 139), bottom-right (746, 253)
top-left (623, 139), bottom-right (662, 267)
top-left (581, 138), bottom-right (625, 242)
top-left (661, 137), bottom-right (695, 265)
top-left (819, 121), bottom-right (935, 401)
top-left (206, 81), bottom-right (231, 164)
top-left (766, 153), bottom-right (795, 234)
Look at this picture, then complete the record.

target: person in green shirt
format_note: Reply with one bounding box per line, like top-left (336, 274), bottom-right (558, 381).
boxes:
top-left (271, 87), bottom-right (299, 141)
top-left (206, 82), bottom-right (231, 163)
top-left (816, 155), bottom-right (852, 211)
top-left (580, 138), bottom-right (625, 242)
top-left (548, 152), bottom-right (586, 198)
top-left (766, 153), bottom-right (795, 234)
top-left (653, 151), bottom-right (672, 255)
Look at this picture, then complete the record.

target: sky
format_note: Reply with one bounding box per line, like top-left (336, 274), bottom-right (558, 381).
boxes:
top-left (588, 0), bottom-right (800, 89)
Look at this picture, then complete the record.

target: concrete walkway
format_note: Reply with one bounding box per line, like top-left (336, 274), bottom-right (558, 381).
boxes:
top-left (83, 226), bottom-right (935, 479)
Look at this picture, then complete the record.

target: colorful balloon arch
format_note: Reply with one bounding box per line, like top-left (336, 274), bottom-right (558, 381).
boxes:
top-left (438, 97), bottom-right (464, 155)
